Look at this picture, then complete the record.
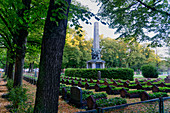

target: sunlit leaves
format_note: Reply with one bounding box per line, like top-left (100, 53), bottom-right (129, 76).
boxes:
top-left (63, 27), bottom-right (92, 68)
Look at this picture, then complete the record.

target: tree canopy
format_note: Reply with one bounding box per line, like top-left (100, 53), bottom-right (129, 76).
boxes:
top-left (95, 0), bottom-right (170, 46)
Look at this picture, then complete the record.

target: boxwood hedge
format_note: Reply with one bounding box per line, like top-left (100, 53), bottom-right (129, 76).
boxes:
top-left (141, 65), bottom-right (158, 78)
top-left (65, 68), bottom-right (134, 81)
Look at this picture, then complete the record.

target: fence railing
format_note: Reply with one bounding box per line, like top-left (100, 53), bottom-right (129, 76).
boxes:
top-left (76, 109), bottom-right (97, 113)
top-left (76, 97), bottom-right (170, 113)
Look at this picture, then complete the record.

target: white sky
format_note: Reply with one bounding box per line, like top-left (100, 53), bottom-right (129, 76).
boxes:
top-left (75, 0), bottom-right (170, 58)
top-left (75, 0), bottom-right (119, 40)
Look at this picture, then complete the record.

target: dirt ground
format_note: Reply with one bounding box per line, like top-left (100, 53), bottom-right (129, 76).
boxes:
top-left (0, 78), bottom-right (84, 113)
top-left (0, 77), bottom-right (169, 113)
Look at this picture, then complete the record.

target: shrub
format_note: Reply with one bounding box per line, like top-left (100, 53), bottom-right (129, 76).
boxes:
top-left (65, 68), bottom-right (134, 80)
top-left (7, 79), bottom-right (14, 91)
top-left (98, 85), bottom-right (107, 88)
top-left (92, 92), bottom-right (107, 99)
top-left (141, 65), bottom-right (158, 78)
top-left (82, 90), bottom-right (94, 100)
top-left (127, 90), bottom-right (145, 94)
top-left (9, 87), bottom-right (28, 108)
top-left (96, 97), bottom-right (127, 107)
top-left (88, 83), bottom-right (96, 86)
top-left (159, 87), bottom-right (170, 91)
top-left (149, 92), bottom-right (168, 99)
top-left (113, 87), bottom-right (129, 91)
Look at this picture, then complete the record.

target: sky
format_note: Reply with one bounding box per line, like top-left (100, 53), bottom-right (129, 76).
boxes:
top-left (75, 0), bottom-right (169, 58)
top-left (75, 0), bottom-right (119, 40)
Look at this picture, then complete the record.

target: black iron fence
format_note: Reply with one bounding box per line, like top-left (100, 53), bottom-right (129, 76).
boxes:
top-left (76, 97), bottom-right (170, 113)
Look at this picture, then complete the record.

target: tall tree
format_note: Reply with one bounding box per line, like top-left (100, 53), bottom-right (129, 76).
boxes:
top-left (0, 0), bottom-right (48, 84)
top-left (95, 0), bottom-right (170, 46)
top-left (34, 0), bottom-right (71, 112)
top-left (13, 0), bottom-right (31, 87)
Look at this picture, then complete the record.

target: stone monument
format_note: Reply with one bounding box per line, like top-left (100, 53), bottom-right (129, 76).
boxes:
top-left (87, 22), bottom-right (105, 69)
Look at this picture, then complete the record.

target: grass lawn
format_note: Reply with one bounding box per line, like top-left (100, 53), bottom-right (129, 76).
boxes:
top-left (134, 75), bottom-right (168, 79)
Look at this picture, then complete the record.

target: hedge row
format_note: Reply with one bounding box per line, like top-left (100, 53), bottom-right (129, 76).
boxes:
top-left (65, 68), bottom-right (134, 81)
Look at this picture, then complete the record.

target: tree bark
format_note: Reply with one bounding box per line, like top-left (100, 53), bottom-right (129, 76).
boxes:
top-left (13, 0), bottom-right (31, 87)
top-left (28, 62), bottom-right (34, 73)
top-left (13, 45), bottom-right (26, 86)
top-left (7, 50), bottom-right (15, 80)
top-left (5, 50), bottom-right (9, 76)
top-left (34, 0), bottom-right (71, 112)
top-left (8, 61), bottom-right (14, 80)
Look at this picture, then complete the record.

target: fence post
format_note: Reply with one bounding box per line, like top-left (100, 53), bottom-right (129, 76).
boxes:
top-left (97, 107), bottom-right (102, 113)
top-left (159, 97), bottom-right (164, 113)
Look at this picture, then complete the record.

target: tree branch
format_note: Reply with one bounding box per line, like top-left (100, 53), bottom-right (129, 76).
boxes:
top-left (0, 60), bottom-right (5, 65)
top-left (0, 29), bottom-right (12, 49)
top-left (27, 40), bottom-right (41, 46)
top-left (0, 12), bottom-right (15, 37)
top-left (136, 0), bottom-right (170, 16)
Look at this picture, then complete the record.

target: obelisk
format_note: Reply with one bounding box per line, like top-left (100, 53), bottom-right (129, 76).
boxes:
top-left (86, 22), bottom-right (105, 69)
top-left (93, 22), bottom-right (99, 50)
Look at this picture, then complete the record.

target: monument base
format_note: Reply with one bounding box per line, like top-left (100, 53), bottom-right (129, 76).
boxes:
top-left (87, 60), bottom-right (105, 69)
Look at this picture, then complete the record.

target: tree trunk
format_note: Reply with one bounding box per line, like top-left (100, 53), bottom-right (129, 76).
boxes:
top-left (8, 62), bottom-right (14, 80)
top-left (34, 0), bottom-right (71, 112)
top-left (5, 50), bottom-right (9, 76)
top-left (7, 51), bottom-right (15, 80)
top-left (28, 62), bottom-right (34, 73)
top-left (13, 47), bottom-right (26, 86)
top-left (13, 0), bottom-right (31, 87)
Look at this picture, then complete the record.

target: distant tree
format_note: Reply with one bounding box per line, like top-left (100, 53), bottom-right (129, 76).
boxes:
top-left (62, 27), bottom-right (92, 68)
top-left (100, 35), bottom-right (161, 70)
top-left (126, 42), bottom-right (146, 70)
top-left (100, 37), bottom-right (127, 68)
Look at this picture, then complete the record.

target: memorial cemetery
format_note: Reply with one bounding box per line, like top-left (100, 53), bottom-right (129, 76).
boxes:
top-left (0, 0), bottom-right (170, 113)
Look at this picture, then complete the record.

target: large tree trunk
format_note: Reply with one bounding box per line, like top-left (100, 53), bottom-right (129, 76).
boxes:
top-left (13, 0), bottom-right (31, 87)
top-left (34, 0), bottom-right (71, 112)
top-left (13, 44), bottom-right (26, 86)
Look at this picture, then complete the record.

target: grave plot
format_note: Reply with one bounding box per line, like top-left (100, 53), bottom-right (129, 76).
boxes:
top-left (106, 86), bottom-right (129, 95)
top-left (136, 84), bottom-right (152, 91)
top-left (140, 91), bottom-right (168, 101)
top-left (120, 88), bottom-right (145, 98)
top-left (152, 85), bottom-right (170, 93)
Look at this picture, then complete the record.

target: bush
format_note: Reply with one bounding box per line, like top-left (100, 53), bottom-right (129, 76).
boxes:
top-left (7, 79), bottom-right (14, 91)
top-left (92, 92), bottom-right (107, 99)
top-left (127, 90), bottom-right (145, 94)
top-left (141, 65), bottom-right (158, 78)
top-left (65, 68), bottom-right (134, 81)
top-left (9, 87), bottom-right (28, 109)
top-left (96, 97), bottom-right (127, 107)
top-left (82, 90), bottom-right (94, 100)
top-left (149, 92), bottom-right (168, 99)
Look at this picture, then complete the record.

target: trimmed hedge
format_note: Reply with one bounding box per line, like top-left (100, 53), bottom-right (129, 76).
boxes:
top-left (141, 65), bottom-right (158, 78)
top-left (65, 68), bottom-right (134, 81)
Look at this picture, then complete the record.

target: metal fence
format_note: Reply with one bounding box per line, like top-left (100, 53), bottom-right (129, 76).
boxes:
top-left (76, 97), bottom-right (170, 113)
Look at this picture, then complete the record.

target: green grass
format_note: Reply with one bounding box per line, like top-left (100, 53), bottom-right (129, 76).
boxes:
top-left (134, 75), bottom-right (168, 79)
top-left (23, 74), bottom-right (37, 80)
